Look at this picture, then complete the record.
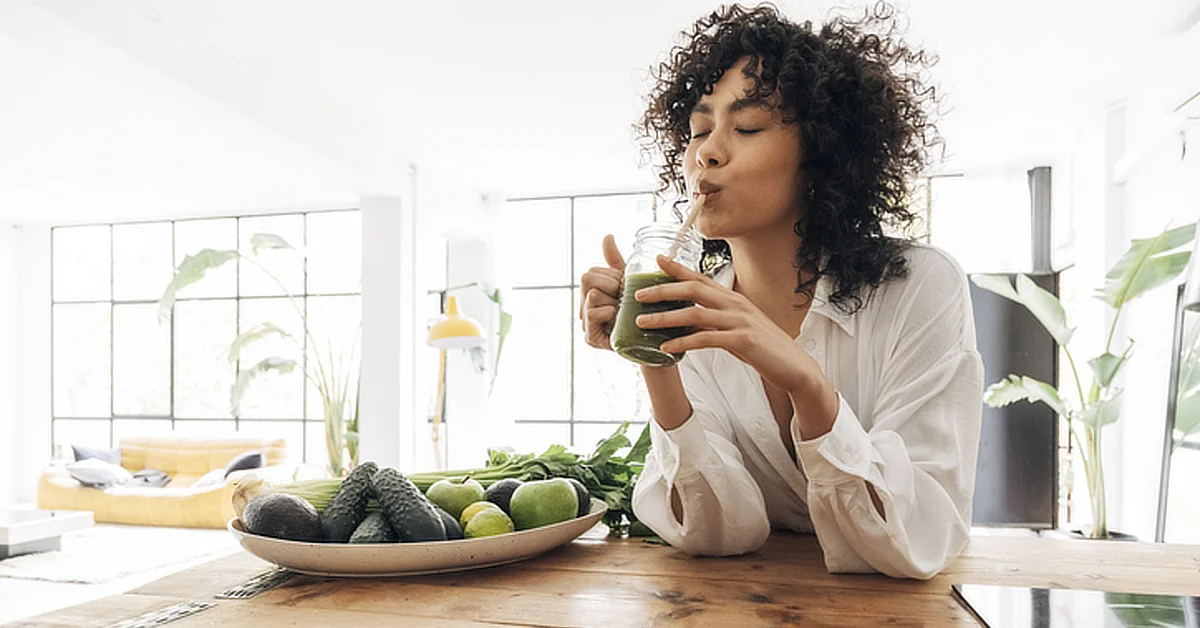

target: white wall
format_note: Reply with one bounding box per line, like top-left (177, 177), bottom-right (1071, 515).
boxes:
top-left (410, 163), bottom-right (500, 472)
top-left (13, 225), bottom-right (51, 504)
top-left (1111, 122), bottom-right (1199, 539)
top-left (1054, 93), bottom-right (1200, 538)
top-left (358, 194), bottom-right (411, 472)
top-left (0, 223), bottom-right (17, 505)
top-left (929, 170), bottom-right (1035, 273)
top-left (439, 238), bottom-right (500, 471)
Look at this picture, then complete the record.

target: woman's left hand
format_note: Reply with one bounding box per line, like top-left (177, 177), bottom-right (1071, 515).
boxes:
top-left (634, 255), bottom-right (838, 433)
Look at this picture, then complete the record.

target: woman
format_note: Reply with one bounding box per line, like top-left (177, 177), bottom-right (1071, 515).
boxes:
top-left (579, 3), bottom-right (983, 579)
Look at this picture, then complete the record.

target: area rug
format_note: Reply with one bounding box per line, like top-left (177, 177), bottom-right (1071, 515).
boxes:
top-left (0, 524), bottom-right (239, 584)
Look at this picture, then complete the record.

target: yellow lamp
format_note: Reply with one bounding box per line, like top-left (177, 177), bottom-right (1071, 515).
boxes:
top-left (425, 295), bottom-right (485, 470)
top-left (427, 296), bottom-right (486, 349)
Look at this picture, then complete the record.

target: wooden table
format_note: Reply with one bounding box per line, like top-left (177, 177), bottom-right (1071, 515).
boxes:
top-left (12, 527), bottom-right (1200, 627)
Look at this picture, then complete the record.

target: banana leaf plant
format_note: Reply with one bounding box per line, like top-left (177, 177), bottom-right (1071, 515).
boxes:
top-left (972, 222), bottom-right (1196, 539)
top-left (1172, 313), bottom-right (1200, 447)
top-left (158, 233), bottom-right (361, 477)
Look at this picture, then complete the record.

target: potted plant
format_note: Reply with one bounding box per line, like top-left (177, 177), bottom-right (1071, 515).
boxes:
top-left (1170, 312), bottom-right (1200, 446)
top-left (158, 233), bottom-right (360, 477)
top-left (972, 222), bottom-right (1196, 539)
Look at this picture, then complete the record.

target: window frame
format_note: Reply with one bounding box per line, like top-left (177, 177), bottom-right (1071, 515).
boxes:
top-left (49, 208), bottom-right (361, 462)
top-left (499, 191), bottom-right (658, 447)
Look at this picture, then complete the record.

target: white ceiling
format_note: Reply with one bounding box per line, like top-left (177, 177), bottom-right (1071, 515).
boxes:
top-left (1, 0), bottom-right (1198, 222)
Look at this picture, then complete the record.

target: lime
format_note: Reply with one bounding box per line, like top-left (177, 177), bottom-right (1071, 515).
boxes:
top-left (464, 509), bottom-right (515, 539)
top-left (459, 501), bottom-right (502, 529)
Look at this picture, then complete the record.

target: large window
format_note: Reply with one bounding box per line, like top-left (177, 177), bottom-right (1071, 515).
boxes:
top-left (490, 193), bottom-right (658, 450)
top-left (50, 209), bottom-right (361, 463)
top-left (488, 186), bottom-right (930, 453)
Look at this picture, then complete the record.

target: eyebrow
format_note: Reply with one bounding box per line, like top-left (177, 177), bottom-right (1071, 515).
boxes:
top-left (691, 96), bottom-right (768, 116)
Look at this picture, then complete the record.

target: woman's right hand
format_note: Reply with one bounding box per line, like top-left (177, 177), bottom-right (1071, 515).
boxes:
top-left (579, 235), bottom-right (626, 351)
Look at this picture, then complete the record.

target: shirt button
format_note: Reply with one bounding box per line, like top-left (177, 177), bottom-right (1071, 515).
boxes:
top-left (803, 339), bottom-right (816, 351)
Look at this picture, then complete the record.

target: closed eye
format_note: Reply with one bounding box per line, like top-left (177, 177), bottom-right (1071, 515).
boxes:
top-left (737, 128), bottom-right (763, 135)
top-left (690, 131), bottom-right (710, 140)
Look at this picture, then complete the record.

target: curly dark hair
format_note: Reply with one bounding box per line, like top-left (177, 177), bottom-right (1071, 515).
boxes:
top-left (638, 2), bottom-right (940, 314)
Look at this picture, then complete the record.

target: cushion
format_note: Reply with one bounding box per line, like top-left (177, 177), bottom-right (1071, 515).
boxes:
top-left (118, 436), bottom-right (287, 476)
top-left (72, 445), bottom-right (121, 465)
top-left (223, 450), bottom-right (264, 478)
top-left (66, 458), bottom-right (133, 489)
top-left (192, 468), bottom-right (229, 489)
top-left (129, 468), bottom-right (171, 488)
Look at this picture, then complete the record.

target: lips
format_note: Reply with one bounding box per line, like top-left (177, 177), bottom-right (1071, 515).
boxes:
top-left (697, 181), bottom-right (723, 195)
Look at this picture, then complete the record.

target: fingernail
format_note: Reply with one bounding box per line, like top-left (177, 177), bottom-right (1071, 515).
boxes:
top-left (636, 314), bottom-right (650, 325)
top-left (634, 289), bottom-right (648, 301)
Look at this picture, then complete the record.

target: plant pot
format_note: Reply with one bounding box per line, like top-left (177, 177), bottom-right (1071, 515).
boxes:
top-left (1066, 529), bottom-right (1139, 542)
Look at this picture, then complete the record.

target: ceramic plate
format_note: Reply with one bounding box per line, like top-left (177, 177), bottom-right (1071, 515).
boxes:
top-left (228, 498), bottom-right (607, 577)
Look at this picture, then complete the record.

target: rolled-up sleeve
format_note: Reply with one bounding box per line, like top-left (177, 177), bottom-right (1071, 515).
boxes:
top-left (632, 357), bottom-right (771, 556)
top-left (795, 252), bottom-right (984, 579)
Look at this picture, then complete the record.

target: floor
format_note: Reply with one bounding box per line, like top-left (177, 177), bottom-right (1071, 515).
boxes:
top-left (0, 513), bottom-right (237, 625)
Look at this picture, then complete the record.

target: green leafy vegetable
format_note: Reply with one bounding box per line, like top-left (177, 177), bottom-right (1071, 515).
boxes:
top-left (253, 421), bottom-right (656, 537)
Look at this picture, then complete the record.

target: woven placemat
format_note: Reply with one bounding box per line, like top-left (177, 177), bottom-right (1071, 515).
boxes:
top-left (215, 567), bottom-right (296, 600)
top-left (104, 601), bottom-right (216, 628)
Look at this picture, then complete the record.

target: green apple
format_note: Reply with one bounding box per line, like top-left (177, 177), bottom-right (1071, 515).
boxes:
top-left (426, 477), bottom-right (486, 519)
top-left (508, 478), bottom-right (579, 530)
top-left (464, 509), bottom-right (515, 539)
top-left (459, 500), bottom-right (502, 529)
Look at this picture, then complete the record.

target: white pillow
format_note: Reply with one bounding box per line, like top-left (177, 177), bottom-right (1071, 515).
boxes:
top-left (65, 458), bottom-right (133, 489)
top-left (191, 467), bottom-right (229, 489)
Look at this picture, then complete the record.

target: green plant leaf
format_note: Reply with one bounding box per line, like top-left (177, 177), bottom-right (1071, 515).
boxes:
top-left (346, 378), bottom-right (360, 468)
top-left (250, 233), bottom-right (297, 255)
top-left (231, 357), bottom-right (298, 416)
top-left (1088, 353), bottom-right (1126, 388)
top-left (970, 274), bottom-right (1020, 301)
top-left (983, 375), bottom-right (1067, 416)
top-left (489, 309), bottom-right (513, 394)
top-left (971, 274), bottom-right (1074, 346)
top-left (1173, 390), bottom-right (1200, 445)
top-left (1113, 252), bottom-right (1191, 305)
top-left (349, 377), bottom-right (360, 433)
top-left (1096, 223), bottom-right (1196, 308)
top-left (157, 249), bottom-right (239, 322)
top-left (587, 422), bottom-right (631, 466)
top-left (626, 422), bottom-right (652, 465)
top-left (1015, 274), bottom-right (1075, 346)
top-left (1103, 591), bottom-right (1185, 627)
top-left (1080, 389), bottom-right (1123, 430)
top-left (227, 322), bottom-right (293, 365)
top-left (1173, 314), bottom-right (1200, 443)
top-left (487, 448), bottom-right (511, 467)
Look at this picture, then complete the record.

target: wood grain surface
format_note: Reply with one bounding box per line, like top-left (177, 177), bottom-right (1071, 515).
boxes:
top-left (13, 528), bottom-right (1200, 627)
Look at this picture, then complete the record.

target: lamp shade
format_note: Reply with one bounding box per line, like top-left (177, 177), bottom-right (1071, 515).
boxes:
top-left (427, 296), bottom-right (486, 349)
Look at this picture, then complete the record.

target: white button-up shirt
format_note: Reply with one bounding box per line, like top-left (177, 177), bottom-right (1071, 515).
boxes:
top-left (631, 243), bottom-right (984, 579)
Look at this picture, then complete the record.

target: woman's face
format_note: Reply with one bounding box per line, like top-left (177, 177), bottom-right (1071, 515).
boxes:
top-left (682, 57), bottom-right (806, 241)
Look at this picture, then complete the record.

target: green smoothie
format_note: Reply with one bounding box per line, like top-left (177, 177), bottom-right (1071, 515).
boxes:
top-left (612, 271), bottom-right (692, 367)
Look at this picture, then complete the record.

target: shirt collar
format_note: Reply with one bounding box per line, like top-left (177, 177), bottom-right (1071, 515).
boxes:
top-left (712, 264), bottom-right (858, 338)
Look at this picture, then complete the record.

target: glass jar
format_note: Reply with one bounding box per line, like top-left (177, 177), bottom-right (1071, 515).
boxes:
top-left (611, 223), bottom-right (703, 367)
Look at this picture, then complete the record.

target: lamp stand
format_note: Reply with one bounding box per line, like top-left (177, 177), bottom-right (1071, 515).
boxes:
top-left (432, 348), bottom-right (447, 471)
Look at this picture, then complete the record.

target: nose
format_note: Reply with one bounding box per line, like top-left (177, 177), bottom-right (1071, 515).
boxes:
top-left (694, 132), bottom-right (726, 169)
